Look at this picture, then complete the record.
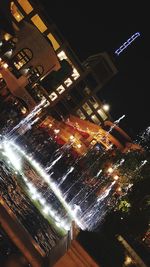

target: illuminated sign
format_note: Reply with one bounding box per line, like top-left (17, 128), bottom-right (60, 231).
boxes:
top-left (115, 32), bottom-right (141, 56)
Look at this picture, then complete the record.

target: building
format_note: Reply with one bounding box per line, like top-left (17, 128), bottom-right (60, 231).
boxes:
top-left (0, 0), bottom-right (117, 126)
top-left (0, 1), bottom-right (137, 267)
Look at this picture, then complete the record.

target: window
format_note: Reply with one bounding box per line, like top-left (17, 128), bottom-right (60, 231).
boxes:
top-left (57, 51), bottom-right (67, 61)
top-left (83, 103), bottom-right (93, 115)
top-left (71, 68), bottom-right (80, 80)
top-left (56, 85), bottom-right (65, 94)
top-left (17, 0), bottom-right (33, 14)
top-left (91, 114), bottom-right (100, 124)
top-left (28, 65), bottom-right (44, 83)
top-left (13, 48), bottom-right (33, 70)
top-left (76, 109), bottom-right (86, 120)
top-left (64, 78), bottom-right (72, 87)
top-left (89, 97), bottom-right (99, 109)
top-left (31, 14), bottom-right (47, 33)
top-left (11, 2), bottom-right (24, 22)
top-left (4, 33), bottom-right (12, 41)
top-left (47, 33), bottom-right (60, 50)
top-left (49, 92), bottom-right (58, 101)
top-left (97, 109), bottom-right (108, 120)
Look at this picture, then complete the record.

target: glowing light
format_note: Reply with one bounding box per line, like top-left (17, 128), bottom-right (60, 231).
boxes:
top-left (97, 181), bottom-right (116, 202)
top-left (63, 224), bottom-right (71, 231)
top-left (3, 142), bottom-right (21, 170)
top-left (71, 68), bottom-right (80, 80)
top-left (64, 78), bottom-right (72, 87)
top-left (96, 169), bottom-right (102, 177)
top-left (57, 51), bottom-right (67, 61)
top-left (39, 198), bottom-right (46, 205)
top-left (54, 129), bottom-right (60, 134)
top-left (107, 167), bottom-right (113, 174)
top-left (3, 63), bottom-right (8, 69)
top-left (124, 256), bottom-right (132, 265)
top-left (56, 85), bottom-right (65, 94)
top-left (49, 92), bottom-right (57, 101)
top-left (113, 175), bottom-right (119, 181)
top-left (4, 49), bottom-right (13, 58)
top-left (117, 187), bottom-right (122, 192)
top-left (4, 33), bottom-right (12, 41)
top-left (8, 142), bottom-right (82, 229)
top-left (102, 104), bottom-right (110, 112)
top-left (69, 135), bottom-right (74, 141)
top-left (43, 206), bottom-right (50, 215)
top-left (115, 32), bottom-right (141, 56)
top-left (77, 144), bottom-right (82, 148)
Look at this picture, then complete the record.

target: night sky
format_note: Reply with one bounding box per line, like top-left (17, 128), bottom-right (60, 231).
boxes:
top-left (42, 1), bottom-right (150, 138)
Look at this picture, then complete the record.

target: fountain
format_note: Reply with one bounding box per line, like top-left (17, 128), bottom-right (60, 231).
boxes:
top-left (0, 100), bottom-right (149, 265)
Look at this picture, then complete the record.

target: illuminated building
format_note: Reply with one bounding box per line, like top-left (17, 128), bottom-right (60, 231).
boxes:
top-left (0, 0), bottom-right (130, 149)
top-left (0, 1), bottom-right (137, 267)
top-left (0, 0), bottom-right (117, 126)
top-left (40, 114), bottom-right (133, 154)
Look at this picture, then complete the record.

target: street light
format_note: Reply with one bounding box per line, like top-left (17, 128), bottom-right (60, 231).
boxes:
top-left (102, 104), bottom-right (110, 112)
top-left (107, 167), bottom-right (113, 174)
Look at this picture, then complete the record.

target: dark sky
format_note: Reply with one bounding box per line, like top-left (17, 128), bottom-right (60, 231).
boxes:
top-left (42, 1), bottom-right (150, 137)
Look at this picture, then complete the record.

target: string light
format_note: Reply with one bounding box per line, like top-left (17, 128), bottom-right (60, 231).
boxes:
top-left (113, 175), bottom-right (119, 181)
top-left (115, 32), bottom-right (141, 56)
top-left (107, 167), bottom-right (113, 174)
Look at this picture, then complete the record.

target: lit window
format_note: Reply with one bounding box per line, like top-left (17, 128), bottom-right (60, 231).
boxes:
top-left (76, 109), bottom-right (86, 120)
top-left (83, 103), bottom-right (92, 115)
top-left (18, 0), bottom-right (33, 14)
top-left (71, 68), bottom-right (80, 80)
top-left (4, 33), bottom-right (12, 41)
top-left (91, 115), bottom-right (100, 124)
top-left (3, 63), bottom-right (8, 69)
top-left (89, 97), bottom-right (99, 109)
top-left (13, 48), bottom-right (33, 70)
top-left (31, 14), bottom-right (47, 33)
top-left (4, 49), bottom-right (13, 58)
top-left (56, 85), bottom-right (65, 94)
top-left (97, 109), bottom-right (108, 120)
top-left (57, 50), bottom-right (73, 67)
top-left (21, 106), bottom-right (27, 114)
top-left (57, 51), bottom-right (67, 61)
top-left (11, 2), bottom-right (24, 22)
top-left (44, 101), bottom-right (50, 108)
top-left (49, 92), bottom-right (58, 101)
top-left (64, 78), bottom-right (72, 87)
top-left (47, 33), bottom-right (60, 51)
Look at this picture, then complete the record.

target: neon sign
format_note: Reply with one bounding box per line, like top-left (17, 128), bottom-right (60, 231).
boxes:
top-left (115, 32), bottom-right (141, 56)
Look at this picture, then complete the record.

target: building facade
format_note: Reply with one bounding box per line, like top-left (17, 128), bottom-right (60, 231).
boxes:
top-left (0, 0), bottom-right (117, 126)
top-left (0, 2), bottom-right (136, 267)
